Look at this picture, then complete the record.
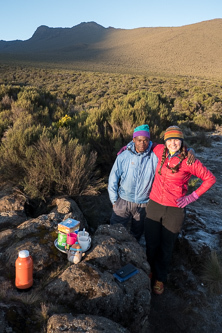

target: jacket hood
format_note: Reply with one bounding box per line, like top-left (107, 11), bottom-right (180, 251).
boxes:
top-left (126, 140), bottom-right (153, 155)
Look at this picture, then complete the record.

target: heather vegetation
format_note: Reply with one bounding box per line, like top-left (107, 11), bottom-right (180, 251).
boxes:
top-left (0, 65), bottom-right (221, 200)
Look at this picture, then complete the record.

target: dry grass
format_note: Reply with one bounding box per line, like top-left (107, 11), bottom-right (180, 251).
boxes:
top-left (202, 251), bottom-right (222, 294)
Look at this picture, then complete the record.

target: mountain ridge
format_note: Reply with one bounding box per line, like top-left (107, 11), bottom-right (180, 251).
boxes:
top-left (0, 19), bottom-right (222, 78)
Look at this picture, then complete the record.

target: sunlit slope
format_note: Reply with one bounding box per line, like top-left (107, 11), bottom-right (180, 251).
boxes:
top-left (0, 19), bottom-right (221, 78)
top-left (98, 19), bottom-right (222, 78)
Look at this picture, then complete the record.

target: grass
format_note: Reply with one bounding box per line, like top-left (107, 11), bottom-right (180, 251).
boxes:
top-left (201, 251), bottom-right (222, 294)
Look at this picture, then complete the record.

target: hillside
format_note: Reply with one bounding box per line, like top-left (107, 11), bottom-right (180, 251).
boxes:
top-left (0, 20), bottom-right (222, 78)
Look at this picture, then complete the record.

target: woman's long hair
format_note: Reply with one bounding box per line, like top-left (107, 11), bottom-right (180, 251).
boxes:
top-left (158, 141), bottom-right (187, 175)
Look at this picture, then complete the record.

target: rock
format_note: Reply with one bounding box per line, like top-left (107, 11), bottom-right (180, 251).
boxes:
top-left (0, 194), bottom-right (151, 333)
top-left (47, 313), bottom-right (130, 333)
top-left (0, 301), bottom-right (33, 333)
top-left (52, 196), bottom-right (88, 230)
top-left (53, 197), bottom-right (72, 214)
top-left (76, 191), bottom-right (112, 230)
top-left (45, 224), bottom-right (151, 333)
top-left (0, 229), bottom-right (15, 247)
top-left (0, 188), bottom-right (27, 230)
top-left (0, 188), bottom-right (26, 213)
top-left (0, 211), bottom-right (27, 230)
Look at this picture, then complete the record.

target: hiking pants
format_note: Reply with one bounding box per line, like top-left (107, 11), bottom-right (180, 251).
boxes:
top-left (110, 197), bottom-right (146, 241)
top-left (144, 199), bottom-right (185, 283)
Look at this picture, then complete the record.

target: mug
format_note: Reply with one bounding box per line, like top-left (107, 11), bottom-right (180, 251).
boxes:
top-left (77, 230), bottom-right (89, 239)
top-left (67, 232), bottom-right (77, 245)
top-left (78, 236), bottom-right (91, 252)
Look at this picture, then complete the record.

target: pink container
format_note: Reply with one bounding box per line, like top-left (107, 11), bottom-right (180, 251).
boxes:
top-left (66, 232), bottom-right (77, 245)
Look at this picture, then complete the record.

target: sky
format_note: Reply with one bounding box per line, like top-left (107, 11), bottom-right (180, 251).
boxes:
top-left (1, 0), bottom-right (221, 41)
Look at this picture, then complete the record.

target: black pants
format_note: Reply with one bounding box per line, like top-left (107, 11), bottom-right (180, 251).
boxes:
top-left (144, 200), bottom-right (185, 283)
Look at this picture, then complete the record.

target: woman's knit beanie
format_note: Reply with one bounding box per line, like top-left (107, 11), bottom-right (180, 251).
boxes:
top-left (164, 126), bottom-right (184, 141)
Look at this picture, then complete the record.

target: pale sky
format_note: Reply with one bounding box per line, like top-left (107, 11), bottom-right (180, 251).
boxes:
top-left (1, 0), bottom-right (221, 41)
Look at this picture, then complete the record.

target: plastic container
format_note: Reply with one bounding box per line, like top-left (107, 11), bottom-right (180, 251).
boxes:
top-left (68, 242), bottom-right (82, 264)
top-left (58, 218), bottom-right (80, 234)
top-left (15, 250), bottom-right (33, 289)
top-left (57, 232), bottom-right (67, 250)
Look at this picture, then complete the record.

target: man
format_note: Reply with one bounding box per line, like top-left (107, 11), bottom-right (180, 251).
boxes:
top-left (108, 124), bottom-right (158, 240)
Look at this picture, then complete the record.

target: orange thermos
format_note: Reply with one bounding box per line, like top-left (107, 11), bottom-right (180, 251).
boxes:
top-left (15, 250), bottom-right (33, 289)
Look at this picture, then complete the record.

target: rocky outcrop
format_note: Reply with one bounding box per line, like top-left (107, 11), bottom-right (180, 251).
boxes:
top-left (45, 224), bottom-right (150, 332)
top-left (0, 195), bottom-right (151, 333)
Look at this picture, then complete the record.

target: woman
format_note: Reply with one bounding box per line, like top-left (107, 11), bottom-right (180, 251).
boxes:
top-left (145, 126), bottom-right (216, 295)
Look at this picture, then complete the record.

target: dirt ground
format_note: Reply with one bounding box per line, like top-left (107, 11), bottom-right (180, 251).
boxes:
top-left (148, 284), bottom-right (222, 333)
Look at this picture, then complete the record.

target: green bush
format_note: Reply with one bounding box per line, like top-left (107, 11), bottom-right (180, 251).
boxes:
top-left (0, 124), bottom-right (43, 181)
top-left (22, 133), bottom-right (104, 200)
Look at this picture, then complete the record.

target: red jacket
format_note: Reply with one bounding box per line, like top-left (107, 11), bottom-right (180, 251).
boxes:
top-left (150, 144), bottom-right (216, 207)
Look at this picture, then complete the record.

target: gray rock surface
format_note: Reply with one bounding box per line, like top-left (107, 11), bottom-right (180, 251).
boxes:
top-left (0, 196), bottom-right (151, 333)
top-left (45, 224), bottom-right (150, 332)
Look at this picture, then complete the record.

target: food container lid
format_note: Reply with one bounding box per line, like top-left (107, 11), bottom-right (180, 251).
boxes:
top-left (19, 250), bottom-right (30, 258)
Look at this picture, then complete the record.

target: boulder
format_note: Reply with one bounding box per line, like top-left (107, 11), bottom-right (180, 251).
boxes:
top-left (0, 188), bottom-right (27, 230)
top-left (0, 188), bottom-right (26, 213)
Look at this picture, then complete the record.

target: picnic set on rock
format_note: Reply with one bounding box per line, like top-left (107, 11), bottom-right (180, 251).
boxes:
top-left (15, 218), bottom-right (91, 290)
top-left (54, 218), bottom-right (91, 264)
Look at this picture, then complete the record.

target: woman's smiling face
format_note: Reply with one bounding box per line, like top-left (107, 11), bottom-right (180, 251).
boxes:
top-left (165, 139), bottom-right (182, 153)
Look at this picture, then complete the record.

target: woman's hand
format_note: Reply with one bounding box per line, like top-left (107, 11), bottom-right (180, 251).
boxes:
top-left (177, 191), bottom-right (199, 208)
top-left (187, 148), bottom-right (196, 165)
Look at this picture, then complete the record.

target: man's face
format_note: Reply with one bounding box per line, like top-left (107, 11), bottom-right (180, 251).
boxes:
top-left (133, 136), bottom-right (150, 153)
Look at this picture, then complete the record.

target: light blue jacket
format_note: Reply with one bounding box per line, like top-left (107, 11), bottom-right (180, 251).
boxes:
top-left (108, 140), bottom-right (158, 204)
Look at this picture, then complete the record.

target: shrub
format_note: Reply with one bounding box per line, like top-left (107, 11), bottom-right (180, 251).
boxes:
top-left (0, 109), bottom-right (13, 137)
top-left (0, 124), bottom-right (43, 182)
top-left (192, 114), bottom-right (214, 130)
top-left (110, 90), bottom-right (172, 141)
top-left (57, 114), bottom-right (72, 128)
top-left (22, 133), bottom-right (104, 200)
top-left (188, 176), bottom-right (200, 190)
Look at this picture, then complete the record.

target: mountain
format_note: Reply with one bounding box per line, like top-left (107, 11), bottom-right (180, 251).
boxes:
top-left (0, 20), bottom-right (222, 78)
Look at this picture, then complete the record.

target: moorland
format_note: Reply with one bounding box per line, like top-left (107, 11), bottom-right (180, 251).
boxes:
top-left (0, 64), bottom-right (222, 203)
